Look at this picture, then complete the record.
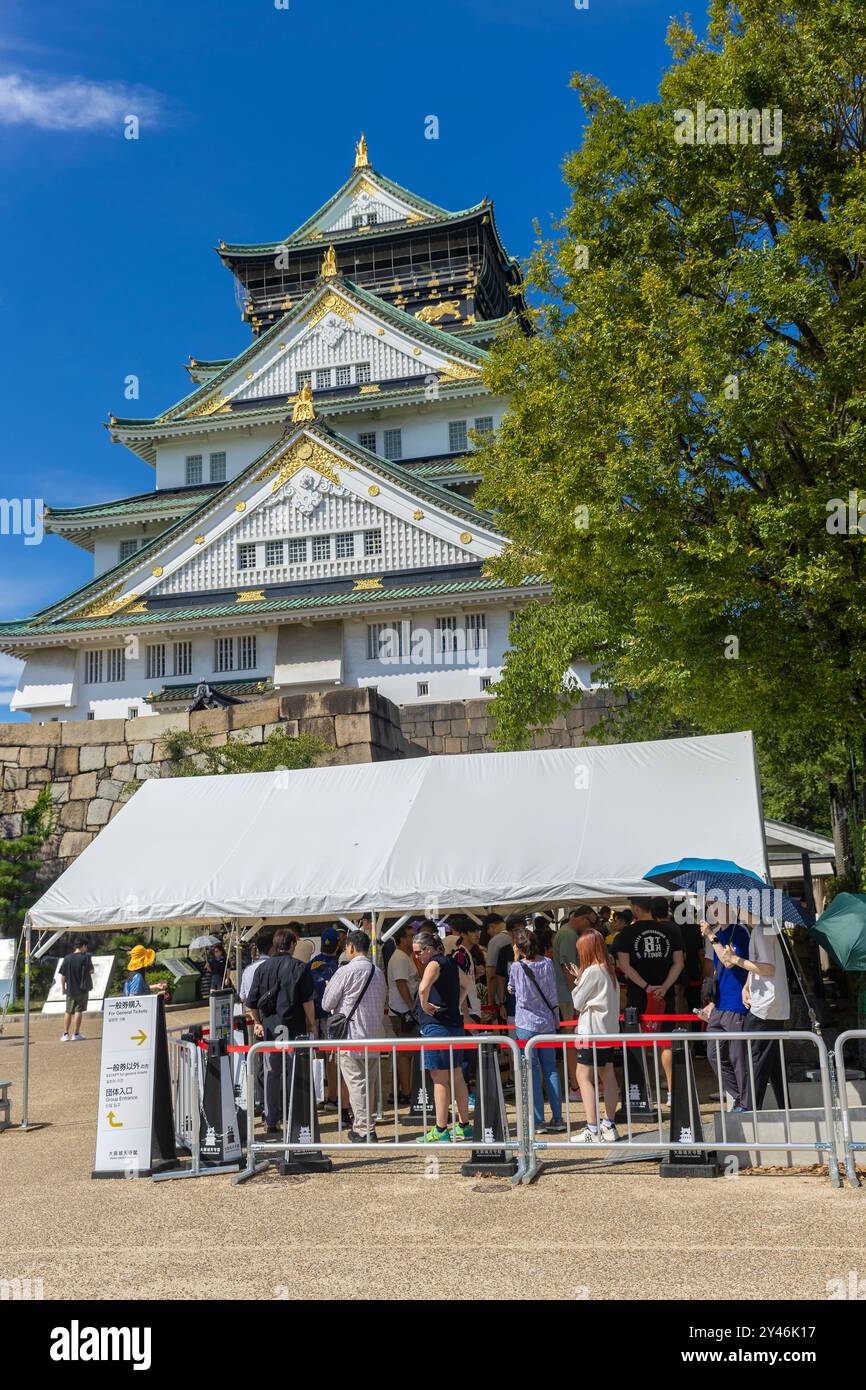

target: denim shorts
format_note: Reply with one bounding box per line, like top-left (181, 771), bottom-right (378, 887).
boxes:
top-left (419, 1020), bottom-right (465, 1071)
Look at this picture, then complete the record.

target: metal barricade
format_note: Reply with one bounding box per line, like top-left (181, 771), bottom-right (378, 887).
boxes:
top-left (233, 1033), bottom-right (527, 1184)
top-left (153, 1034), bottom-right (203, 1181)
top-left (833, 1030), bottom-right (866, 1187)
top-left (523, 1030), bottom-right (841, 1187)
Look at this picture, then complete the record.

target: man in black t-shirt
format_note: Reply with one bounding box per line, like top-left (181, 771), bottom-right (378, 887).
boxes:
top-left (247, 926), bottom-right (316, 1136)
top-left (59, 937), bottom-right (93, 1042)
top-left (616, 898), bottom-right (684, 1102)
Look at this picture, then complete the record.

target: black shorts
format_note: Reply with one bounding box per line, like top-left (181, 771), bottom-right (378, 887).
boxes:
top-left (575, 1043), bottom-right (620, 1067)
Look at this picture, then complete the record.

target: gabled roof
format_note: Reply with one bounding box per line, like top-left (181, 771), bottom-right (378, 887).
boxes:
top-left (45, 484), bottom-right (217, 549)
top-left (12, 416), bottom-right (505, 637)
top-left (109, 273), bottom-right (489, 437)
top-left (218, 164), bottom-right (487, 258)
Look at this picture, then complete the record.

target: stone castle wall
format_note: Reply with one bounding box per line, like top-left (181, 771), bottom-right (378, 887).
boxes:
top-left (398, 691), bottom-right (622, 755)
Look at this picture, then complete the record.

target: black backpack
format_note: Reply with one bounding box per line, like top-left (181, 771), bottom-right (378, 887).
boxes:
top-left (257, 955), bottom-right (298, 1022)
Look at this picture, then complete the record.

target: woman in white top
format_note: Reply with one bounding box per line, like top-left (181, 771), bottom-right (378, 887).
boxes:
top-left (565, 930), bottom-right (621, 1144)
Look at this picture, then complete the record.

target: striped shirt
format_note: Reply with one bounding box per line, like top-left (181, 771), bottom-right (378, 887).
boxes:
top-left (321, 956), bottom-right (388, 1039)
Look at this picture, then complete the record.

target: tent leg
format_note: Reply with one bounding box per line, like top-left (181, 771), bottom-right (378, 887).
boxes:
top-left (20, 916), bottom-right (31, 1130)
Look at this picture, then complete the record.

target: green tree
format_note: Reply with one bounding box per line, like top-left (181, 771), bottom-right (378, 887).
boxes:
top-left (160, 727), bottom-right (330, 778)
top-left (479, 0), bottom-right (866, 843)
top-left (0, 785), bottom-right (54, 938)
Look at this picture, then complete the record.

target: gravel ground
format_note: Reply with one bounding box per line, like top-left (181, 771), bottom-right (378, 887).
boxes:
top-left (1, 1008), bottom-right (864, 1301)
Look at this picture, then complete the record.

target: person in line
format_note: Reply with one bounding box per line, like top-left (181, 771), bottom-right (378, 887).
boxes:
top-left (719, 917), bottom-right (791, 1109)
top-left (508, 928), bottom-right (564, 1132)
top-left (534, 918), bottom-right (555, 957)
top-left (413, 929), bottom-right (473, 1143)
top-left (59, 937), bottom-right (93, 1041)
top-left (239, 930), bottom-right (274, 1117)
top-left (206, 940), bottom-right (229, 992)
top-left (482, 912), bottom-right (509, 1020)
top-left (322, 929), bottom-right (388, 1143)
top-left (309, 926), bottom-right (342, 1109)
top-left (552, 905), bottom-right (600, 1097)
top-left (387, 922), bottom-right (421, 1103)
top-left (247, 927), bottom-right (316, 1139)
top-left (616, 896), bottom-right (684, 1103)
top-left (566, 931), bottom-right (621, 1144)
top-left (699, 903), bottom-right (750, 1111)
top-left (450, 916), bottom-right (484, 1099)
top-left (123, 944), bottom-right (155, 997)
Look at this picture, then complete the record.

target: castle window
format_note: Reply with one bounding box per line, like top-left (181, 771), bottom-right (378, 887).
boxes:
top-left (383, 428), bottom-right (402, 461)
top-left (237, 543), bottom-right (257, 571)
top-left (238, 635), bottom-right (257, 671)
top-left (312, 535), bottom-right (331, 561)
top-left (265, 540), bottom-right (284, 567)
top-left (85, 648), bottom-right (126, 684)
top-left (145, 644), bottom-right (166, 680)
top-left (435, 615), bottom-right (459, 655)
top-left (364, 529), bottom-right (383, 557)
top-left (465, 611), bottom-right (487, 652)
top-left (417, 681), bottom-right (429, 697)
top-left (335, 533), bottom-right (355, 559)
top-left (209, 451), bottom-right (227, 482)
top-left (356, 362), bottom-right (371, 384)
top-left (336, 365), bottom-right (352, 387)
top-left (367, 623), bottom-right (402, 661)
top-left (315, 369), bottom-right (332, 390)
top-left (357, 430), bottom-right (376, 452)
top-left (474, 416), bottom-right (494, 437)
top-left (185, 454), bottom-right (203, 485)
top-left (119, 539), bottom-right (139, 562)
top-left (296, 370), bottom-right (312, 391)
top-left (288, 537), bottom-right (308, 564)
top-left (214, 637), bottom-right (234, 672)
top-left (173, 641), bottom-right (193, 677)
top-left (480, 676), bottom-right (493, 691)
top-left (448, 420), bottom-right (468, 453)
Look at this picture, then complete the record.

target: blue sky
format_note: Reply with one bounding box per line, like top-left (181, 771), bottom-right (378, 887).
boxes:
top-left (0, 0), bottom-right (691, 717)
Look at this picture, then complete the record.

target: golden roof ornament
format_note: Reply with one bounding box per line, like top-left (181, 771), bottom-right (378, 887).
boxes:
top-left (321, 244), bottom-right (338, 278)
top-left (354, 131), bottom-right (370, 169)
top-left (292, 381), bottom-right (316, 423)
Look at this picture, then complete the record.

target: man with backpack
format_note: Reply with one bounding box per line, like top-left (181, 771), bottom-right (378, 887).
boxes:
top-left (322, 930), bottom-right (387, 1143)
top-left (247, 927), bottom-right (316, 1138)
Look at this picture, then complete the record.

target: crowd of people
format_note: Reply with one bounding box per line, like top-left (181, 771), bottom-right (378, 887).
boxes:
top-left (234, 896), bottom-right (793, 1145)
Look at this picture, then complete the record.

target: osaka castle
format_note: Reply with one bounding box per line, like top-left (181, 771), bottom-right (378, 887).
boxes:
top-left (1, 136), bottom-right (555, 722)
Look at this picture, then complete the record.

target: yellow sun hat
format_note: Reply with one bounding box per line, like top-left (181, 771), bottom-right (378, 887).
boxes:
top-left (127, 945), bottom-right (156, 972)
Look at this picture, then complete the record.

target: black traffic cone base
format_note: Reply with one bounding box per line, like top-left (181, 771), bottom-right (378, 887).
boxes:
top-left (659, 1035), bottom-right (719, 1178)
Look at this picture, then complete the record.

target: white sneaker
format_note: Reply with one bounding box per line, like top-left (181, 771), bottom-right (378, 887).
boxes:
top-left (60, 1033), bottom-right (69, 1042)
top-left (569, 1125), bottom-right (598, 1144)
top-left (666, 1092), bottom-right (672, 1106)
top-left (71, 1033), bottom-right (84, 1041)
top-left (600, 1119), bottom-right (620, 1143)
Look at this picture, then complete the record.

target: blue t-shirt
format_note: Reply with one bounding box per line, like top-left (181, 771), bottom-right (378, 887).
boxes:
top-left (122, 972), bottom-right (149, 997)
top-left (712, 924), bottom-right (750, 1013)
top-left (309, 952), bottom-right (340, 1020)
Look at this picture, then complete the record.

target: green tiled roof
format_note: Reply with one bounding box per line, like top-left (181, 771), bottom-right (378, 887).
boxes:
top-left (218, 167), bottom-right (486, 256)
top-left (150, 677), bottom-right (273, 704)
top-left (409, 459), bottom-right (483, 478)
top-left (0, 576), bottom-right (546, 642)
top-left (16, 417), bottom-right (503, 631)
top-left (111, 274), bottom-right (488, 434)
top-left (46, 485), bottom-right (217, 526)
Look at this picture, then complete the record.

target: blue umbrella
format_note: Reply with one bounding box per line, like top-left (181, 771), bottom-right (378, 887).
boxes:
top-left (643, 858), bottom-right (808, 928)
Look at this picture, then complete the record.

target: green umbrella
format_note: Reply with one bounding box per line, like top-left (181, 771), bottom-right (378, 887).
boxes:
top-left (811, 893), bottom-right (866, 972)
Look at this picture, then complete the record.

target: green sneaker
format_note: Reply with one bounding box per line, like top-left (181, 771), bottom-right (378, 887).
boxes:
top-left (454, 1122), bottom-right (474, 1141)
top-left (417, 1125), bottom-right (451, 1143)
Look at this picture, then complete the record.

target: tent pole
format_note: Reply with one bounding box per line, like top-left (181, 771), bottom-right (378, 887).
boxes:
top-left (20, 914), bottom-right (31, 1129)
top-left (232, 920), bottom-right (242, 994)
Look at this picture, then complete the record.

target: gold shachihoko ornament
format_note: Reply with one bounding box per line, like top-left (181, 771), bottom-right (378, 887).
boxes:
top-left (321, 245), bottom-right (338, 278)
top-left (354, 132), bottom-right (370, 169)
top-left (292, 381), bottom-right (316, 422)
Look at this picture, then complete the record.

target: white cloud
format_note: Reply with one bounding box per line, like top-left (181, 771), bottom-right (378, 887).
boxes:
top-left (0, 72), bottom-right (163, 131)
top-left (0, 651), bottom-right (23, 699)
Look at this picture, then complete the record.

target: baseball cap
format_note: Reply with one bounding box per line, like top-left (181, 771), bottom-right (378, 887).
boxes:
top-left (320, 926), bottom-right (340, 949)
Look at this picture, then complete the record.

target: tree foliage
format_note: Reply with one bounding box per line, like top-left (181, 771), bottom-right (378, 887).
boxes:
top-left (0, 785), bottom-right (54, 937)
top-left (160, 727), bottom-right (330, 778)
top-left (478, 0), bottom-right (866, 831)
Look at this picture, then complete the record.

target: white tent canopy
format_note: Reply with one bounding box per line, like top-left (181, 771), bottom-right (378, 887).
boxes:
top-left (28, 731), bottom-right (768, 931)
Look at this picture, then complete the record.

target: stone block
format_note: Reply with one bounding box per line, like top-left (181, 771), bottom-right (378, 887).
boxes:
top-left (19, 746), bottom-right (49, 768)
top-left (230, 698), bottom-right (280, 730)
top-left (111, 763), bottom-right (135, 782)
top-left (26, 768), bottom-right (51, 787)
top-left (449, 719), bottom-right (471, 737)
top-left (189, 708), bottom-right (230, 735)
top-left (104, 744), bottom-right (128, 767)
top-left (0, 813), bottom-right (23, 838)
top-left (61, 719), bottom-right (126, 746)
top-left (443, 737), bottom-right (465, 754)
top-left (319, 688), bottom-right (373, 717)
top-left (79, 745), bottom-right (106, 772)
top-left (135, 764), bottom-right (161, 780)
top-left (13, 788), bottom-right (42, 811)
top-left (0, 748), bottom-right (21, 763)
top-left (49, 781), bottom-right (70, 804)
top-left (427, 736), bottom-right (444, 754)
top-left (3, 766), bottom-right (27, 791)
top-left (324, 742), bottom-right (374, 765)
top-left (69, 772), bottom-right (97, 800)
top-left (0, 721), bottom-right (61, 746)
top-left (86, 799), bottom-right (112, 827)
top-left (96, 779), bottom-right (124, 803)
top-left (131, 742), bottom-right (154, 764)
top-left (432, 721), bottom-right (451, 736)
top-left (333, 713), bottom-right (372, 747)
top-left (55, 746), bottom-right (80, 777)
top-left (298, 716), bottom-right (338, 742)
top-left (59, 830), bottom-right (94, 859)
top-left (59, 800), bottom-right (86, 830)
top-left (228, 726), bottom-right (262, 744)
top-left (126, 711), bottom-right (189, 742)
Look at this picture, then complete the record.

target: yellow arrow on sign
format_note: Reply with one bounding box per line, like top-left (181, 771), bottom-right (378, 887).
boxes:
top-left (107, 1111), bottom-right (123, 1128)
top-left (130, 1030), bottom-right (147, 1046)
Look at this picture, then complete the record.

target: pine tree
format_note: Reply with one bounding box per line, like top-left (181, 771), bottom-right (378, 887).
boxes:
top-left (0, 785), bottom-right (54, 939)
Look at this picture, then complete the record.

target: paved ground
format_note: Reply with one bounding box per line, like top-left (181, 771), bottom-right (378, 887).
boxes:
top-left (1, 1007), bottom-right (864, 1301)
